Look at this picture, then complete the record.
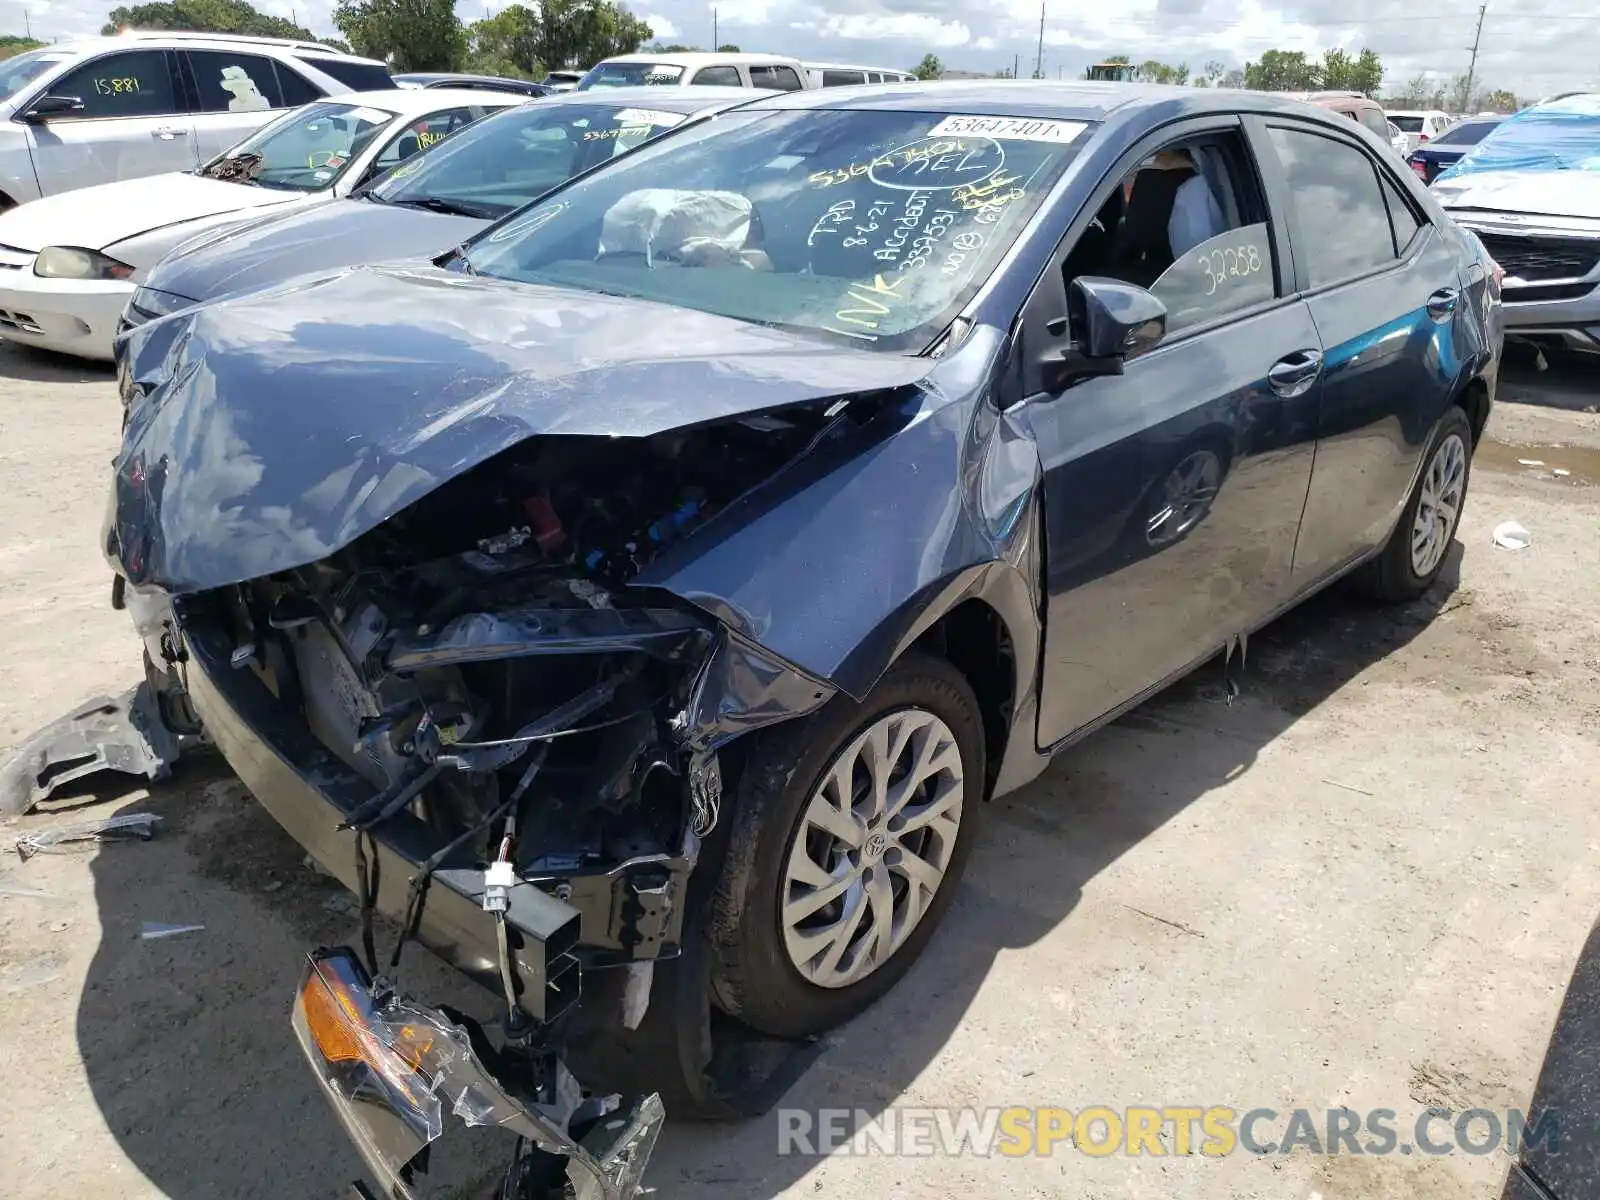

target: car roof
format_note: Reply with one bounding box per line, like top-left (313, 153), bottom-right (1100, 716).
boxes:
top-left (733, 79), bottom-right (1347, 123)
top-left (1384, 108), bottom-right (1447, 116)
top-left (594, 51), bottom-right (803, 68)
top-left (336, 87), bottom-right (530, 114)
top-left (806, 62), bottom-right (910, 73)
top-left (53, 32), bottom-right (382, 63)
top-left (527, 84), bottom-right (757, 112)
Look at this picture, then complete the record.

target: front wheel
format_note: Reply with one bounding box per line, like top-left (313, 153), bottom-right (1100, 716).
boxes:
top-left (709, 652), bottom-right (985, 1039)
top-left (1359, 406), bottom-right (1473, 603)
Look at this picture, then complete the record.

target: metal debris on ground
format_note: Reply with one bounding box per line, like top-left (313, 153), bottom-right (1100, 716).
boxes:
top-left (1492, 521), bottom-right (1532, 550)
top-left (14, 812), bottom-right (161, 861)
top-left (140, 921), bottom-right (205, 940)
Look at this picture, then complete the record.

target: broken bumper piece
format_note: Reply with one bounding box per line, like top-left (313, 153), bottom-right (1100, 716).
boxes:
top-left (0, 683), bottom-right (182, 815)
top-left (295, 949), bottom-right (664, 1200)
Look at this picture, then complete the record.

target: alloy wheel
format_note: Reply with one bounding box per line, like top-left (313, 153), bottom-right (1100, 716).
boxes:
top-left (780, 708), bottom-right (966, 989)
top-left (1411, 432), bottom-right (1467, 577)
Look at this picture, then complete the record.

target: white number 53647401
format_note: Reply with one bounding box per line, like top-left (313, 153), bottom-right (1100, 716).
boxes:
top-left (1197, 243), bottom-right (1262, 295)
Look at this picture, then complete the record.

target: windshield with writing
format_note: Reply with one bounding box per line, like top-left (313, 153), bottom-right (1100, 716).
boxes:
top-left (0, 49), bottom-right (71, 103)
top-left (202, 101), bottom-right (393, 191)
top-left (461, 110), bottom-right (1088, 352)
top-left (578, 62), bottom-right (685, 89)
top-left (371, 102), bottom-right (690, 218)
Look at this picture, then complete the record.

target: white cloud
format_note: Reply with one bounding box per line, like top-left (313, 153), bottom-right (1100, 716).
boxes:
top-left (642, 12), bottom-right (680, 39)
top-left (18, 0), bottom-right (1594, 98)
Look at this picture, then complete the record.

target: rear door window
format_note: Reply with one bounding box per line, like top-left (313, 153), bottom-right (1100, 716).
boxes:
top-left (1380, 172), bottom-right (1422, 253)
top-left (184, 50), bottom-right (285, 112)
top-left (294, 56), bottom-right (392, 91)
top-left (822, 69), bottom-right (866, 86)
top-left (47, 50), bottom-right (181, 118)
top-left (691, 65), bottom-right (740, 86)
top-left (750, 64), bottom-right (803, 91)
top-left (1267, 125), bottom-right (1400, 286)
top-left (274, 63), bottom-right (324, 106)
top-left (1358, 108), bottom-right (1391, 138)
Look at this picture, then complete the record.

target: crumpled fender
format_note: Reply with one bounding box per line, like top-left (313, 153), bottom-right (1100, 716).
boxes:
top-left (638, 323), bottom-right (1042, 702)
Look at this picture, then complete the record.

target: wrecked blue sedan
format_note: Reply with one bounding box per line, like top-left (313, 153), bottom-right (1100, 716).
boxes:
top-left (103, 82), bottom-right (1500, 1198)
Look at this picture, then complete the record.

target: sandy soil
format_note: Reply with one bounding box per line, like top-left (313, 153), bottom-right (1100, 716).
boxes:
top-left (1, 342), bottom-right (1597, 1200)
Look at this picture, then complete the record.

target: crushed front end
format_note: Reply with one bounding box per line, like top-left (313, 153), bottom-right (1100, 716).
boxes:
top-left (160, 423), bottom-right (843, 1197)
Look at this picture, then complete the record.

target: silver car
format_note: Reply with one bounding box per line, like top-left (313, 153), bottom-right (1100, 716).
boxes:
top-left (1434, 94), bottom-right (1600, 355)
top-left (0, 31), bottom-right (391, 209)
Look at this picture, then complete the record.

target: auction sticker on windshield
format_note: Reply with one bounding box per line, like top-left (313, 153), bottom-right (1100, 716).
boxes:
top-left (613, 108), bottom-right (685, 127)
top-left (927, 115), bottom-right (1088, 143)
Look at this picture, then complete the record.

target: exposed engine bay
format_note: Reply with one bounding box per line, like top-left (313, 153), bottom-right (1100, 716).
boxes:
top-left (148, 405), bottom-right (854, 1198)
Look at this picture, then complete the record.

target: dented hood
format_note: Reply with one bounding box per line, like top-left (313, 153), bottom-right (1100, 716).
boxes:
top-left (109, 263), bottom-right (933, 594)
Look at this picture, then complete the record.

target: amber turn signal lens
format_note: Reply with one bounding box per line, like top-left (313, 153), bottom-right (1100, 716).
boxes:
top-left (300, 970), bottom-right (369, 1065)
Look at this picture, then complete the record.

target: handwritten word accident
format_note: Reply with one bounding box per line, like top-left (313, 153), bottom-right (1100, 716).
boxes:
top-left (800, 118), bottom-right (1082, 341)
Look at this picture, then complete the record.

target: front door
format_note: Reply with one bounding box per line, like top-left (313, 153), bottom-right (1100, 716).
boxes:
top-left (1018, 120), bottom-right (1325, 747)
top-left (24, 49), bottom-right (194, 196)
top-left (1256, 121), bottom-right (1465, 579)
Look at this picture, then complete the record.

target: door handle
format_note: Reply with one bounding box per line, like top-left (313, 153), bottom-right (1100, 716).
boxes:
top-left (151, 126), bottom-right (188, 140)
top-left (1427, 287), bottom-right (1459, 320)
top-left (1267, 348), bottom-right (1322, 398)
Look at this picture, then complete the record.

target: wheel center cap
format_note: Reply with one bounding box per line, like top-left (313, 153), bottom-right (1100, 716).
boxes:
top-left (864, 831), bottom-right (888, 860)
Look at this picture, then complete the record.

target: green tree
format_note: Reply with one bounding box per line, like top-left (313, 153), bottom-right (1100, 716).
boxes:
top-left (715, 43), bottom-right (739, 52)
top-left (335, 0), bottom-right (465, 69)
top-left (1244, 49), bottom-right (1319, 91)
top-left (0, 35), bottom-right (43, 58)
top-left (651, 42), bottom-right (701, 52)
top-left (1482, 87), bottom-right (1518, 112)
top-left (467, 3), bottom-right (541, 77)
top-left (531, 0), bottom-right (651, 70)
top-left (1136, 59), bottom-right (1188, 85)
top-left (103, 0), bottom-right (315, 39)
top-left (1221, 67), bottom-right (1245, 88)
top-left (1320, 47), bottom-right (1353, 89)
top-left (1351, 48), bottom-right (1383, 96)
top-left (912, 53), bottom-right (941, 80)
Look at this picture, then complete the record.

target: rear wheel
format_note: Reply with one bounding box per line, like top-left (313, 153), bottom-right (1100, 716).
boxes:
top-left (709, 652), bottom-right (984, 1039)
top-left (1359, 407), bottom-right (1473, 603)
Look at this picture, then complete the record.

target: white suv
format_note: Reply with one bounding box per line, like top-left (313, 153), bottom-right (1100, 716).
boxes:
top-left (0, 31), bottom-right (391, 209)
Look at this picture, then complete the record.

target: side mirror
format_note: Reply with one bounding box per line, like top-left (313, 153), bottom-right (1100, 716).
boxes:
top-left (1044, 276), bottom-right (1168, 390)
top-left (22, 93), bottom-right (85, 122)
top-left (1074, 276), bottom-right (1167, 360)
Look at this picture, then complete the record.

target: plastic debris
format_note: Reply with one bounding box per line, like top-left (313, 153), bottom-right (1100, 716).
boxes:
top-left (1, 956), bottom-right (61, 993)
top-left (15, 811), bottom-right (160, 861)
top-left (1517, 458), bottom-right (1545, 467)
top-left (140, 921), bottom-right (205, 940)
top-left (1492, 521), bottom-right (1532, 550)
top-left (1554, 468), bottom-right (1572, 477)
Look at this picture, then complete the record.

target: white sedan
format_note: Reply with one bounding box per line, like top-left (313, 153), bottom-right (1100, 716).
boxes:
top-left (0, 87), bottom-right (524, 360)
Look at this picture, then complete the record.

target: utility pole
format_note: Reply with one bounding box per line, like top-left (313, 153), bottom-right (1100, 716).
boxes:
top-left (1012, 53), bottom-right (1019, 80)
top-left (712, 7), bottom-right (718, 49)
top-left (1033, 1), bottom-right (1045, 79)
top-left (24, 9), bottom-right (32, 38)
top-left (1463, 2), bottom-right (1487, 111)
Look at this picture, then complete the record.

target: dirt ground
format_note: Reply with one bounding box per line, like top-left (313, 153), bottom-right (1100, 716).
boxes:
top-left (2, 342), bottom-right (1598, 1200)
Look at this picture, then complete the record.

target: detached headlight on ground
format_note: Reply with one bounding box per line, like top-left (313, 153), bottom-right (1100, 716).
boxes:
top-left (34, 246), bottom-right (135, 281)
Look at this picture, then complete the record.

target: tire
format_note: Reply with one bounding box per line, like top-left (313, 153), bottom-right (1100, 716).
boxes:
top-left (1359, 406), bottom-right (1474, 603)
top-left (708, 651), bottom-right (985, 1040)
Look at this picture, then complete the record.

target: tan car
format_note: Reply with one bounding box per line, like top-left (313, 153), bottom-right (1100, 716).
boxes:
top-left (1283, 90), bottom-right (1401, 152)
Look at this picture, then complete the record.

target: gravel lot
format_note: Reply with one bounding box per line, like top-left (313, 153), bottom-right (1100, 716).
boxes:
top-left (2, 342), bottom-right (1598, 1200)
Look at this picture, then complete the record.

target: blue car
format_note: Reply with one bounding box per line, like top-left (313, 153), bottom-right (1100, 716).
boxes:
top-left (105, 81), bottom-right (1501, 1199)
top-left (1406, 114), bottom-right (1506, 183)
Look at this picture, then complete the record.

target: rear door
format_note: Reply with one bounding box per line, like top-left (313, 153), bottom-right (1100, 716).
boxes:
top-left (181, 49), bottom-right (299, 163)
top-left (1022, 117), bottom-right (1325, 746)
top-left (24, 49), bottom-right (194, 195)
top-left (1255, 118), bottom-right (1465, 581)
